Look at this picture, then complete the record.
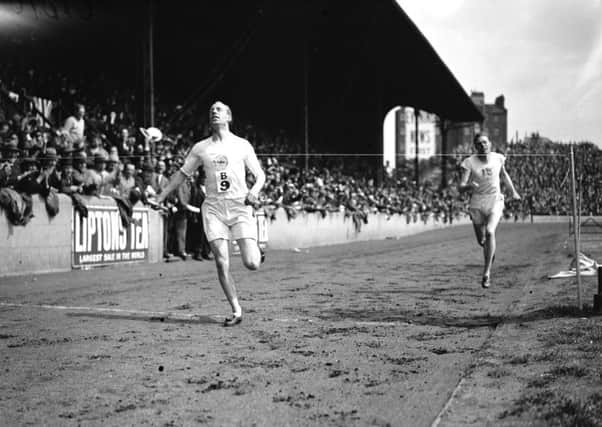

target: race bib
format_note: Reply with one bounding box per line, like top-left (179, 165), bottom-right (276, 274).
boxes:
top-left (216, 171), bottom-right (231, 193)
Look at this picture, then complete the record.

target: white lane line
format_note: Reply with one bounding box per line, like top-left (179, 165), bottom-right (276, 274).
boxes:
top-left (266, 318), bottom-right (403, 326)
top-left (0, 302), bottom-right (222, 321)
top-left (355, 321), bottom-right (400, 326)
top-left (431, 377), bottom-right (466, 427)
top-left (0, 302), bottom-right (404, 327)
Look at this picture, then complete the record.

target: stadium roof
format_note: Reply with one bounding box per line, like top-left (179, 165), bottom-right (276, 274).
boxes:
top-left (0, 0), bottom-right (483, 153)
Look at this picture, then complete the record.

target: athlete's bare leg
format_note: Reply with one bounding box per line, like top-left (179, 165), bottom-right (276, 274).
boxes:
top-left (472, 222), bottom-right (486, 247)
top-left (237, 238), bottom-right (261, 271)
top-left (483, 209), bottom-right (504, 281)
top-left (209, 239), bottom-right (242, 319)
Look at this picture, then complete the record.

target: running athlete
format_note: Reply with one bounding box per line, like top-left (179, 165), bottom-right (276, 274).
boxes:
top-left (459, 134), bottom-right (520, 288)
top-left (156, 101), bottom-right (266, 326)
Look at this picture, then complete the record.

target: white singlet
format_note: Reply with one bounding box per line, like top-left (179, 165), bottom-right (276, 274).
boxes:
top-left (461, 152), bottom-right (506, 224)
top-left (180, 134), bottom-right (259, 202)
top-left (179, 133), bottom-right (262, 241)
top-left (461, 153), bottom-right (505, 201)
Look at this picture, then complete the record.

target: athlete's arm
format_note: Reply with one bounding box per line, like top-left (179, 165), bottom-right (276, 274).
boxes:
top-left (156, 170), bottom-right (186, 204)
top-left (157, 148), bottom-right (200, 204)
top-left (458, 167), bottom-right (474, 193)
top-left (244, 145), bottom-right (266, 203)
top-left (501, 164), bottom-right (520, 200)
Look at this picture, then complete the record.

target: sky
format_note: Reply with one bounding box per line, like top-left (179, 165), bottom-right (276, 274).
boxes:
top-left (396, 0), bottom-right (602, 147)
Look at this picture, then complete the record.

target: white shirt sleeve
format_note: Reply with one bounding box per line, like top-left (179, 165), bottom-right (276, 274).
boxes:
top-left (243, 142), bottom-right (261, 176)
top-left (180, 145), bottom-right (202, 177)
top-left (243, 141), bottom-right (265, 197)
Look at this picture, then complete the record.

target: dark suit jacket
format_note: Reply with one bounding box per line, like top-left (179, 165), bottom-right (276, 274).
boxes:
top-left (152, 173), bottom-right (169, 195)
top-left (176, 177), bottom-right (192, 208)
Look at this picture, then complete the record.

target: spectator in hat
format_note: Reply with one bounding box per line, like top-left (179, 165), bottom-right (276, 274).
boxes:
top-left (87, 133), bottom-right (108, 159)
top-left (0, 139), bottom-right (22, 188)
top-left (81, 152), bottom-right (108, 196)
top-left (12, 156), bottom-right (37, 193)
top-left (29, 130), bottom-right (46, 158)
top-left (96, 151), bottom-right (119, 196)
top-left (116, 127), bottom-right (134, 159)
top-left (106, 151), bottom-right (121, 175)
top-left (135, 161), bottom-right (155, 196)
top-left (15, 156), bottom-right (38, 183)
top-left (44, 148), bottom-right (64, 192)
top-left (15, 148), bottom-right (58, 195)
top-left (56, 153), bottom-right (81, 195)
top-left (115, 163), bottom-right (136, 198)
top-left (72, 150), bottom-right (87, 187)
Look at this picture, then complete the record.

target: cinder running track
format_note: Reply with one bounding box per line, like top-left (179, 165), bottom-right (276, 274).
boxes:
top-left (0, 223), bottom-right (566, 426)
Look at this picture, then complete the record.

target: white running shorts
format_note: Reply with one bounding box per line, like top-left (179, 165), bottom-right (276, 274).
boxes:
top-left (201, 198), bottom-right (257, 242)
top-left (469, 194), bottom-right (504, 225)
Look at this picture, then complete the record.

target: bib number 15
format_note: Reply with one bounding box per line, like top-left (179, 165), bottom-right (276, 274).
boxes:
top-left (216, 171), bottom-right (231, 192)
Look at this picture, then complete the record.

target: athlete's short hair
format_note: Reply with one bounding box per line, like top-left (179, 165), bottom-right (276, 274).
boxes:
top-left (473, 133), bottom-right (489, 144)
top-left (210, 101), bottom-right (232, 124)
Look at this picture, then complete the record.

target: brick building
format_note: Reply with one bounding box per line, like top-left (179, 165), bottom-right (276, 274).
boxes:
top-left (447, 91), bottom-right (507, 149)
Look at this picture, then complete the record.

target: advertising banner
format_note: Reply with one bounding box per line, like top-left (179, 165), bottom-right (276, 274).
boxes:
top-left (72, 205), bottom-right (150, 268)
top-left (396, 107), bottom-right (438, 160)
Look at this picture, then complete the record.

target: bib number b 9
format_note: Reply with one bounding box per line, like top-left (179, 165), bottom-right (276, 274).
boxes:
top-left (217, 171), bottom-right (231, 192)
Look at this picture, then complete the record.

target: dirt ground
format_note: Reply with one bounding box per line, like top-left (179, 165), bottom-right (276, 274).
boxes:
top-left (0, 223), bottom-right (600, 427)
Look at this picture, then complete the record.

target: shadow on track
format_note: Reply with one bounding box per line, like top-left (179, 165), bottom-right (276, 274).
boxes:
top-left (316, 305), bottom-right (601, 329)
top-left (316, 308), bottom-right (504, 328)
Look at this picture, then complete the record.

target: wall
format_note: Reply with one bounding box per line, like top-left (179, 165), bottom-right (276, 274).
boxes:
top-left (0, 194), bottom-right (163, 277)
top-left (265, 209), bottom-right (472, 250)
top-left (0, 193), bottom-right (72, 276)
top-left (265, 212), bottom-right (592, 250)
top-left (1, 191), bottom-right (593, 277)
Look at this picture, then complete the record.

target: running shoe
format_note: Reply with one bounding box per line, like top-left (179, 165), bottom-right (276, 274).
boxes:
top-left (482, 274), bottom-right (491, 288)
top-left (224, 314), bottom-right (243, 327)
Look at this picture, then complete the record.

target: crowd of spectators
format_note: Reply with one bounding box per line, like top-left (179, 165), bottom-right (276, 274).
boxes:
top-left (1, 66), bottom-right (601, 258)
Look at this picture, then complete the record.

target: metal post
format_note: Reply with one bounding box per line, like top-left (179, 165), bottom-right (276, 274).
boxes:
top-left (439, 118), bottom-right (448, 189)
top-left (139, 0), bottom-right (155, 136)
top-left (569, 144), bottom-right (582, 310)
top-left (148, 0), bottom-right (155, 127)
top-left (594, 267), bottom-right (602, 311)
top-left (576, 145), bottom-right (582, 240)
top-left (414, 108), bottom-right (419, 184)
top-left (304, 38), bottom-right (309, 172)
